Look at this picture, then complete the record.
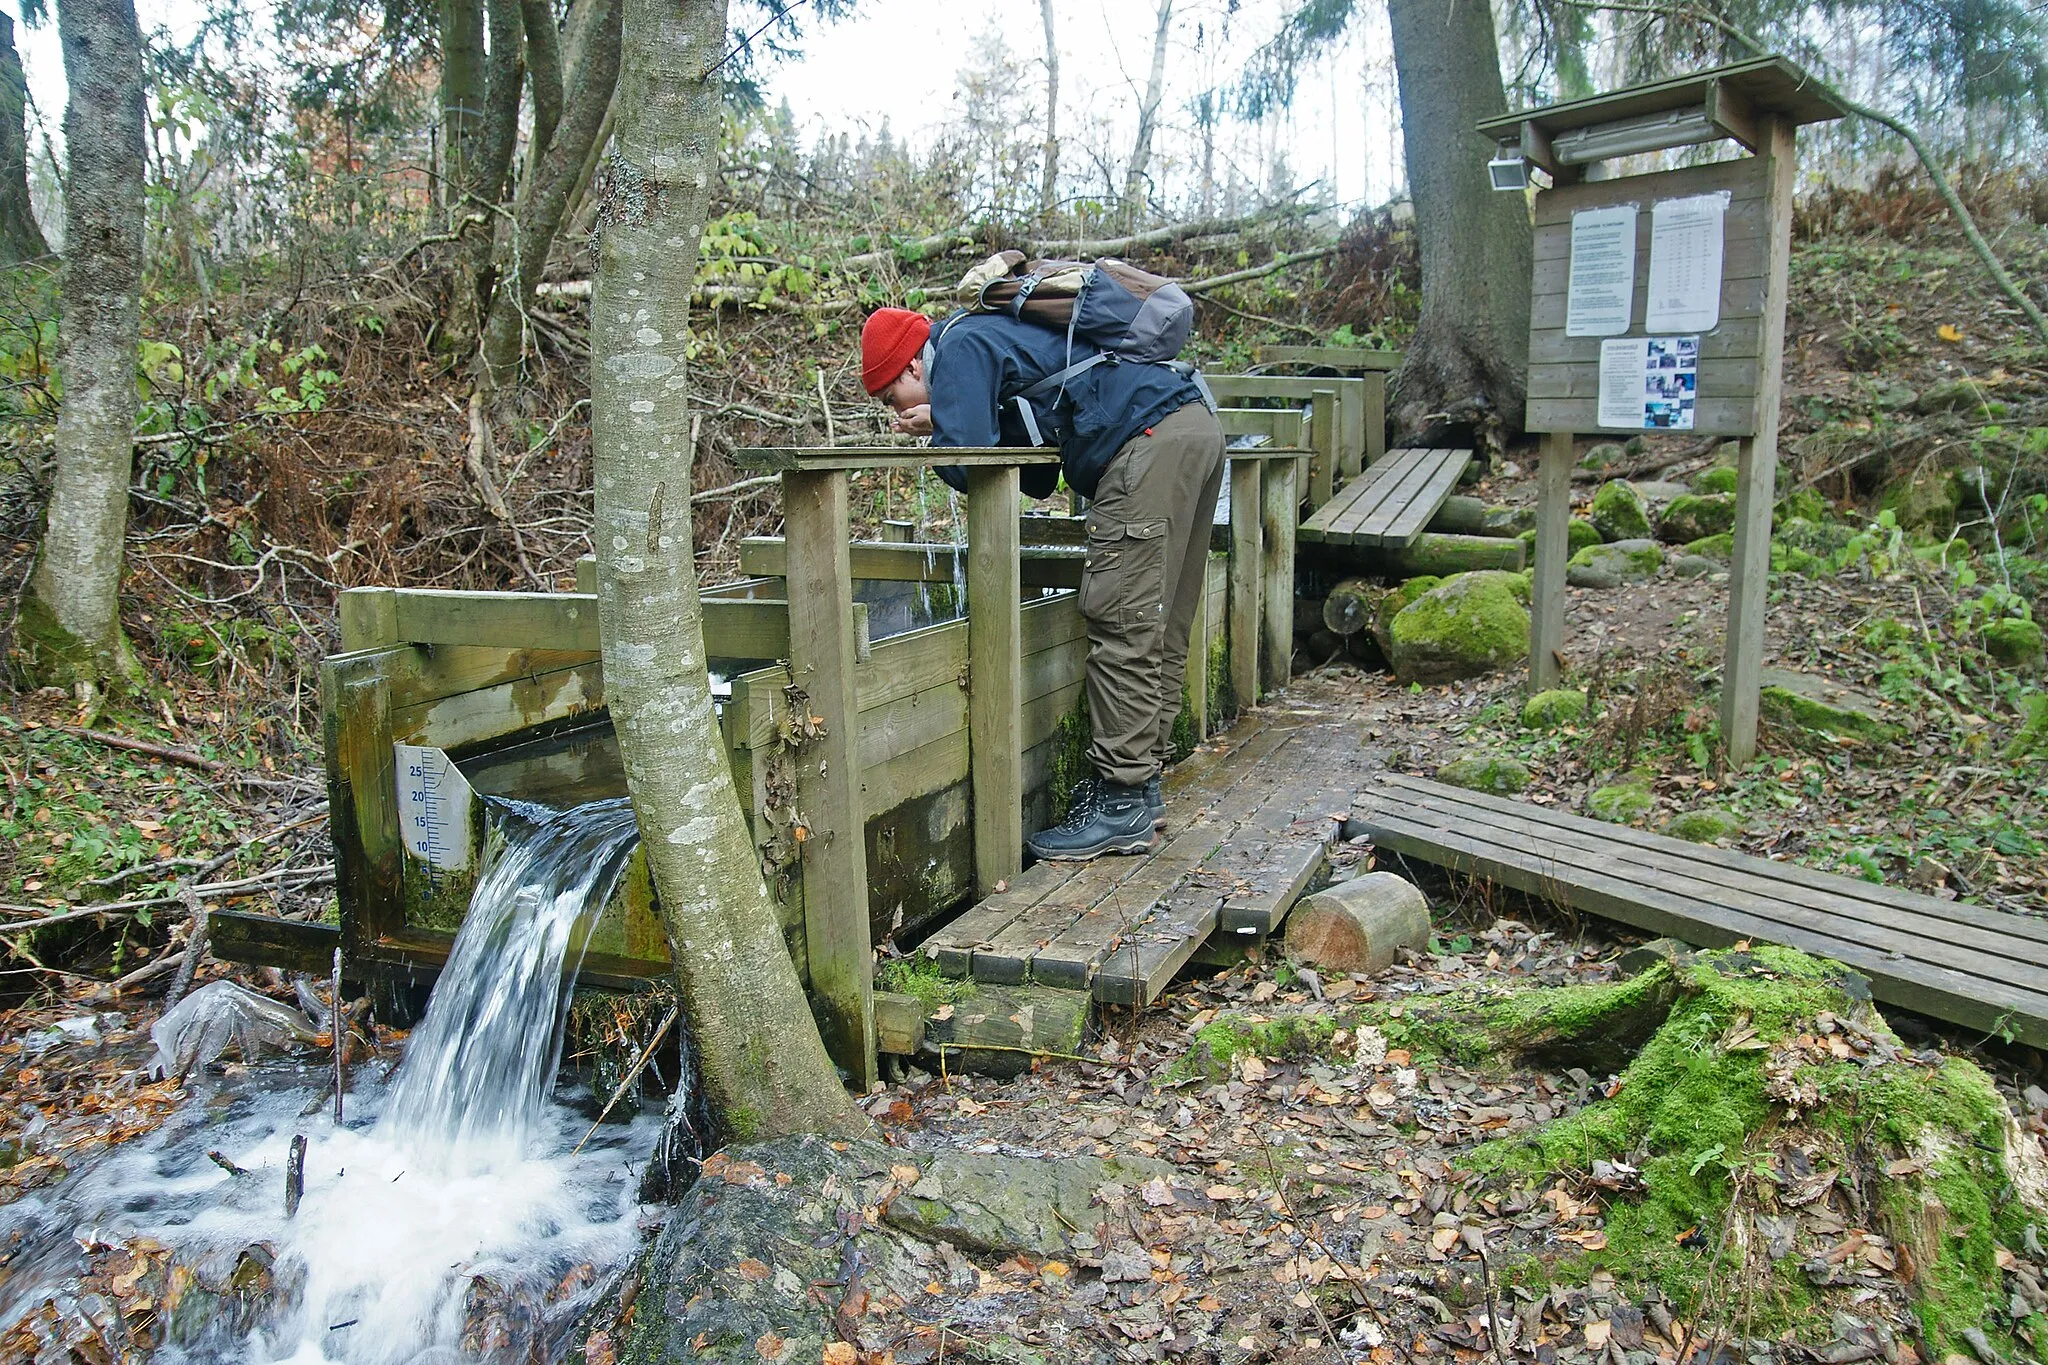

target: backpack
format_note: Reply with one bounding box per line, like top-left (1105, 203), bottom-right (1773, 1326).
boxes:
top-left (927, 251), bottom-right (1212, 446)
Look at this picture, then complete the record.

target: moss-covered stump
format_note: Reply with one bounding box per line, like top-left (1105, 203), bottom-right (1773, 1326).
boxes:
top-left (1388, 571), bottom-right (1531, 684)
top-left (1658, 493), bottom-right (1737, 544)
top-left (1451, 948), bottom-right (2048, 1357)
top-left (1436, 751), bottom-right (1532, 794)
top-left (1591, 480), bottom-right (1653, 542)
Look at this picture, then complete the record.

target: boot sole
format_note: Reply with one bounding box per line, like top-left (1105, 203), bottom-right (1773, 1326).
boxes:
top-left (1026, 831), bottom-right (1156, 861)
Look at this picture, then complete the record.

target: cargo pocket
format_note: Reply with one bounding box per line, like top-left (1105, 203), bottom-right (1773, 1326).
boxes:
top-left (1080, 517), bottom-right (1168, 626)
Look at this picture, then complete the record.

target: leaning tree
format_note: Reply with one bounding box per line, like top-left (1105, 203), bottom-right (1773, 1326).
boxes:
top-left (589, 0), bottom-right (869, 1141)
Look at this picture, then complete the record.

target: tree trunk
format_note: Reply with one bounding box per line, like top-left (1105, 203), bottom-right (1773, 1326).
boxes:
top-left (1037, 0), bottom-right (1058, 224)
top-left (439, 0), bottom-right (485, 213)
top-left (21, 0), bottom-right (145, 691)
top-left (451, 0), bottom-right (524, 346)
top-left (0, 11), bottom-right (48, 261)
top-left (1122, 0), bottom-right (1172, 229)
top-left (592, 0), bottom-right (868, 1141)
top-left (1385, 0), bottom-right (1530, 449)
top-left (478, 0), bottom-right (620, 388)
top-left (520, 0), bottom-right (563, 168)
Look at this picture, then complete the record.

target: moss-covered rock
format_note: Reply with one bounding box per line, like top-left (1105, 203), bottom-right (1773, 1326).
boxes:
top-left (1388, 572), bottom-right (1530, 684)
top-left (1882, 468), bottom-right (1960, 533)
top-left (1459, 948), bottom-right (2045, 1358)
top-left (1580, 441), bottom-right (1626, 472)
top-left (1664, 808), bottom-right (1744, 844)
top-left (1174, 1012), bottom-right (1344, 1081)
top-left (1691, 465), bottom-right (1738, 495)
top-left (1482, 503), bottom-right (1536, 536)
top-left (1436, 752), bottom-right (1532, 794)
top-left (1686, 532), bottom-right (1734, 561)
top-left (1567, 538), bottom-right (1663, 589)
top-left (1775, 487), bottom-right (1829, 524)
top-left (1658, 493), bottom-right (1736, 544)
top-left (1521, 688), bottom-right (1589, 729)
top-left (1758, 667), bottom-right (1903, 748)
top-left (1985, 618), bottom-right (2045, 671)
top-left (1368, 574), bottom-right (1442, 660)
top-left (1516, 517), bottom-right (1601, 565)
top-left (1914, 377), bottom-right (1991, 414)
top-left (1587, 775), bottom-right (1655, 825)
top-left (1590, 479), bottom-right (1652, 542)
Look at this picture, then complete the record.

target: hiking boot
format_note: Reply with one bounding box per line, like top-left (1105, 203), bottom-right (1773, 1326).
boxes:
top-left (1145, 775), bottom-right (1166, 829)
top-left (1027, 779), bottom-right (1155, 861)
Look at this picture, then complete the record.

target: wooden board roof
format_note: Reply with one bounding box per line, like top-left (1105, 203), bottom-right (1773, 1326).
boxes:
top-left (1477, 55), bottom-right (1850, 140)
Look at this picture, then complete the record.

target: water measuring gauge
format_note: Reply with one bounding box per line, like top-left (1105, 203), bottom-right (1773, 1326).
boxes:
top-left (395, 744), bottom-right (475, 875)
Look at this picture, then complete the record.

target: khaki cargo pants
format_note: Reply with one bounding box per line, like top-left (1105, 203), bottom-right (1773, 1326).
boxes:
top-left (1079, 401), bottom-right (1227, 789)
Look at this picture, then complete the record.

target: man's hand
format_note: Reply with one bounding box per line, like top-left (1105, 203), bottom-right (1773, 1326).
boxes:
top-left (891, 404), bottom-right (933, 437)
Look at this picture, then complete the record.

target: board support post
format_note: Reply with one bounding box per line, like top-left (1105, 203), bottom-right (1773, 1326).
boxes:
top-left (965, 465), bottom-right (1024, 896)
top-left (779, 467), bottom-right (876, 1091)
top-left (1530, 429), bottom-right (1574, 691)
top-left (1260, 458), bottom-right (1298, 694)
top-left (1228, 458), bottom-right (1264, 707)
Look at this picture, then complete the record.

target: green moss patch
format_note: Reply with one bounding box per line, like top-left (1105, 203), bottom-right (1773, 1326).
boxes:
top-left (1436, 752), bottom-right (1531, 794)
top-left (1658, 493), bottom-right (1736, 544)
top-left (1587, 775), bottom-right (1654, 825)
top-left (1173, 1012), bottom-right (1343, 1081)
top-left (1590, 480), bottom-right (1652, 542)
top-left (1388, 572), bottom-right (1530, 685)
top-left (1691, 465), bottom-right (1738, 495)
top-left (877, 956), bottom-right (979, 1011)
top-left (1521, 689), bottom-right (1589, 730)
top-left (1664, 808), bottom-right (1743, 844)
top-left (1986, 618), bottom-right (2044, 671)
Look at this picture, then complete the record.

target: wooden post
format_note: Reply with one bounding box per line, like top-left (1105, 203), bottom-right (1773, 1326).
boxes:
top-left (1339, 380), bottom-right (1367, 481)
top-left (1307, 387), bottom-right (1338, 507)
top-left (337, 588), bottom-right (397, 651)
top-left (1530, 429), bottom-right (1574, 690)
top-left (1260, 458), bottom-right (1297, 694)
top-left (1721, 115), bottom-right (1797, 767)
top-left (1363, 372), bottom-right (1387, 466)
top-left (1185, 568), bottom-right (1210, 741)
top-left (779, 468), bottom-right (876, 1090)
top-left (965, 466), bottom-right (1023, 895)
top-left (1228, 457), bottom-right (1264, 708)
top-left (323, 655), bottom-right (400, 962)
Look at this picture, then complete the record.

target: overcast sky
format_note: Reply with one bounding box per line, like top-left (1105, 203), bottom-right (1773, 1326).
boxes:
top-left (12, 0), bottom-right (1409, 214)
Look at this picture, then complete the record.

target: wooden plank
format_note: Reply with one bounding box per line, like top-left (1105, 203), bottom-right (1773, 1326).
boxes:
top-left (1260, 459), bottom-right (1297, 695)
top-left (924, 859), bottom-right (1084, 975)
top-left (967, 466), bottom-right (1025, 896)
top-left (1527, 395), bottom-right (1755, 438)
top-left (1532, 193), bottom-right (1767, 262)
top-left (1306, 386), bottom-right (1338, 508)
top-left (1724, 116), bottom-right (1797, 767)
top-left (873, 991), bottom-right (927, 1055)
top-left (1254, 345), bottom-right (1403, 371)
top-left (1093, 883), bottom-right (1225, 1006)
top-left (1378, 783), bottom-right (2048, 985)
top-left (338, 588), bottom-right (397, 650)
top-left (1529, 149), bottom-right (1770, 222)
top-left (781, 468), bottom-right (876, 1090)
top-left (1374, 773), bottom-right (2048, 951)
top-left (1528, 270), bottom-right (1768, 332)
top-left (1328, 449), bottom-right (1433, 539)
top-left (737, 446), bottom-right (1062, 472)
top-left (1350, 450), bottom-right (1451, 546)
top-left (323, 653), bottom-right (402, 954)
top-left (209, 911), bottom-right (343, 974)
top-left (1228, 458), bottom-right (1263, 709)
top-left (739, 537), bottom-right (1086, 590)
top-left (1362, 373), bottom-right (1386, 467)
top-left (1482, 57), bottom-right (1849, 141)
top-left (1353, 797), bottom-right (2048, 1049)
top-left (375, 586), bottom-right (843, 661)
top-left (1528, 357), bottom-right (1761, 404)
top-left (1529, 319), bottom-right (1763, 365)
top-left (390, 659), bottom-right (605, 751)
top-left (1205, 723), bottom-right (1361, 934)
top-left (1378, 450), bottom-right (1474, 548)
top-left (1530, 430), bottom-right (1573, 690)
top-left (1186, 569), bottom-right (1210, 741)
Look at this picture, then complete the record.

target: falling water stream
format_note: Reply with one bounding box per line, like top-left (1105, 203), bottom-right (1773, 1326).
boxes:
top-left (0, 796), bottom-right (663, 1364)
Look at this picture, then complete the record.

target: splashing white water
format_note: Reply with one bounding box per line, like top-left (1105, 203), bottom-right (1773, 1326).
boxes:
top-left (0, 797), bottom-right (662, 1364)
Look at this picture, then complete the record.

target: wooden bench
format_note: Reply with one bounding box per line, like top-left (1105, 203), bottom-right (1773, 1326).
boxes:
top-left (1352, 773), bottom-right (2048, 1049)
top-left (1299, 447), bottom-right (1472, 550)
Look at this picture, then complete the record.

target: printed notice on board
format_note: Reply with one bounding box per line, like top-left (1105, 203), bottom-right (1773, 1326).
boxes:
top-left (1598, 336), bottom-right (1700, 430)
top-left (1565, 205), bottom-right (1637, 336)
top-left (1645, 192), bottom-right (1728, 332)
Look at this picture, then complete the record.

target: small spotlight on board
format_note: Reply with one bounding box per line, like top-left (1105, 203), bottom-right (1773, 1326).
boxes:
top-left (1488, 142), bottom-right (1529, 192)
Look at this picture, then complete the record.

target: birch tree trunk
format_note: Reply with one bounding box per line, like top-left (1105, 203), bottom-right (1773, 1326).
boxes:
top-left (1385, 0), bottom-right (1530, 446)
top-left (478, 0), bottom-right (620, 388)
top-left (439, 0), bottom-right (485, 214)
top-left (1037, 0), bottom-right (1059, 224)
top-left (592, 0), bottom-right (868, 1141)
top-left (21, 0), bottom-right (144, 690)
top-left (0, 12), bottom-right (48, 262)
top-left (1122, 0), bottom-right (1172, 229)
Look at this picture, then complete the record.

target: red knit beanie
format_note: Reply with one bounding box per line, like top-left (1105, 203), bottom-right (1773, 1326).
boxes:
top-left (861, 308), bottom-right (931, 395)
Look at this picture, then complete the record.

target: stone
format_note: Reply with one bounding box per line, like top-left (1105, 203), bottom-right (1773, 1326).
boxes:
top-left (1516, 517), bottom-right (1601, 566)
top-left (1691, 465), bottom-right (1738, 495)
top-left (1388, 571), bottom-right (1531, 684)
top-left (922, 984), bottom-right (1091, 1079)
top-left (1686, 532), bottom-right (1734, 561)
top-left (1590, 479), bottom-right (1652, 542)
top-left (1618, 937), bottom-right (1696, 976)
top-left (1632, 480), bottom-right (1692, 505)
top-left (1758, 667), bottom-right (1904, 748)
top-left (1284, 872), bottom-right (1430, 977)
top-left (1587, 776), bottom-right (1654, 825)
top-left (1669, 554), bottom-right (1715, 579)
top-left (1581, 441), bottom-right (1625, 471)
top-left (1914, 377), bottom-right (1991, 415)
top-left (1482, 503), bottom-right (1536, 535)
top-left (1882, 468), bottom-right (1959, 533)
top-left (1986, 618), bottom-right (2045, 671)
top-left (1436, 752), bottom-right (1532, 793)
top-left (1369, 575), bottom-right (1442, 660)
top-left (1665, 808), bottom-right (1744, 844)
top-left (1521, 689), bottom-right (1590, 729)
top-left (1567, 538), bottom-right (1663, 589)
top-left (1870, 381), bottom-right (1918, 411)
top-left (886, 1149), bottom-right (1173, 1256)
top-left (1658, 493), bottom-right (1737, 544)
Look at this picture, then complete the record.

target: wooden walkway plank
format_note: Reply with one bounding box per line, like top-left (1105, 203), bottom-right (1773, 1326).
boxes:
top-left (925, 860), bottom-right (1082, 976)
top-left (1354, 775), bottom-right (2048, 1048)
top-left (1094, 883), bottom-right (1228, 1006)
top-left (1378, 784), bottom-right (2048, 993)
top-left (1353, 450), bottom-right (1459, 546)
top-left (1299, 451), bottom-right (1415, 543)
top-left (1374, 773), bottom-right (2048, 952)
top-left (1376, 450), bottom-right (1474, 547)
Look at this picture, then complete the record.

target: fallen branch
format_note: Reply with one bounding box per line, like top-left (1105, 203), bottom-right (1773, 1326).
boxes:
top-left (839, 225), bottom-right (985, 273)
top-left (692, 474), bottom-right (782, 504)
top-left (0, 863), bottom-right (337, 929)
top-left (37, 725), bottom-right (303, 790)
top-left (1030, 206), bottom-right (1315, 259)
top-left (1181, 246), bottom-right (1339, 295)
